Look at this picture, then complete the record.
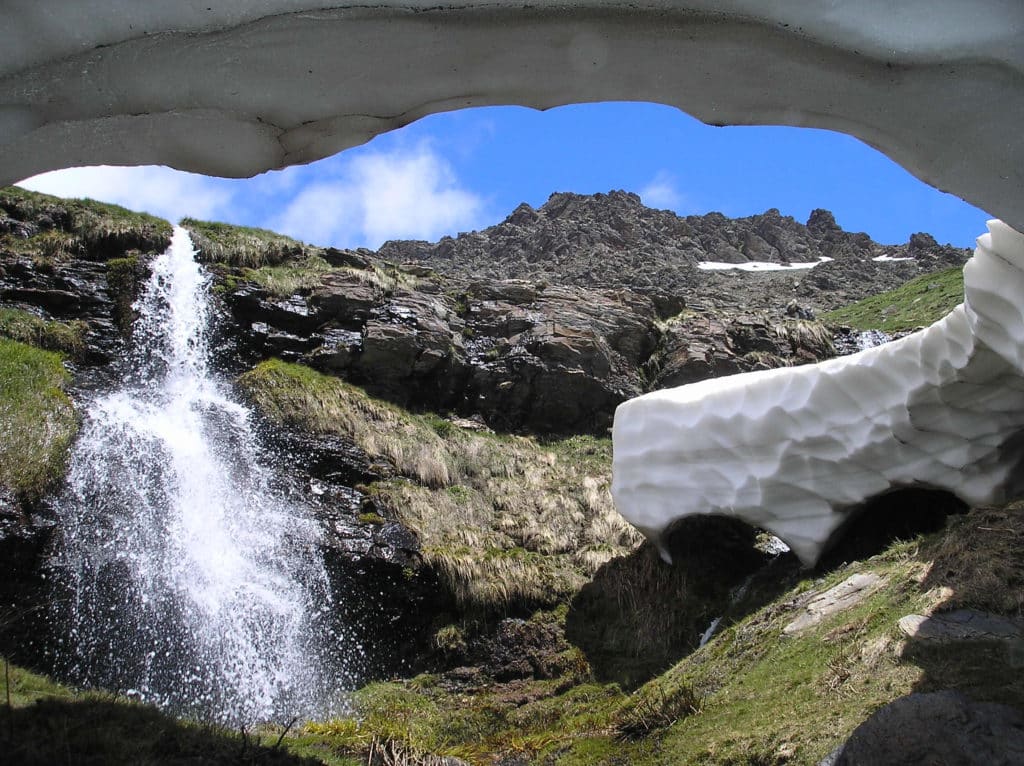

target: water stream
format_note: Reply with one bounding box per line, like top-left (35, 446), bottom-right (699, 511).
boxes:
top-left (50, 227), bottom-right (353, 724)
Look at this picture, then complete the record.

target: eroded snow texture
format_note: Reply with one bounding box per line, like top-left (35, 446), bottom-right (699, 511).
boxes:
top-left (1, 3), bottom-right (1023, 229)
top-left (612, 220), bottom-right (1024, 566)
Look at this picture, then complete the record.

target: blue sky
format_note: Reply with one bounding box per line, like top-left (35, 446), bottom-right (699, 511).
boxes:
top-left (20, 102), bottom-right (989, 250)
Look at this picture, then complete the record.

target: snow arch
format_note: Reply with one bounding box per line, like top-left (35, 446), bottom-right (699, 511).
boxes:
top-left (1, 2), bottom-right (1022, 229)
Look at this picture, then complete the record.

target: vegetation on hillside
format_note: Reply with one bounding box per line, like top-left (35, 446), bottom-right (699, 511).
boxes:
top-left (0, 307), bottom-right (86, 357)
top-left (0, 186), bottom-right (171, 259)
top-left (823, 266), bottom-right (964, 332)
top-left (0, 336), bottom-right (77, 501)
top-left (3, 502), bottom-right (1020, 765)
top-left (237, 358), bottom-right (642, 614)
top-left (183, 218), bottom-right (309, 267)
top-left (282, 504), bottom-right (1024, 766)
top-left (0, 661), bottom-right (329, 765)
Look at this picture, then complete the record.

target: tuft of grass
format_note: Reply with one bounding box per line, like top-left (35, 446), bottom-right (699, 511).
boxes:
top-left (917, 502), bottom-right (1024, 616)
top-left (823, 266), bottom-right (964, 332)
top-left (613, 679), bottom-right (704, 740)
top-left (237, 359), bottom-right (642, 614)
top-left (0, 338), bottom-right (78, 500)
top-left (776, 318), bottom-right (835, 357)
top-left (183, 218), bottom-right (308, 267)
top-left (293, 676), bottom-right (630, 765)
top-left (244, 255), bottom-right (333, 297)
top-left (0, 307), bottom-right (86, 357)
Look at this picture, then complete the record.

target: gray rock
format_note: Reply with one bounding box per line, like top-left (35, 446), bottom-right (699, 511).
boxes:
top-left (898, 609), bottom-right (1024, 643)
top-left (784, 573), bottom-right (884, 635)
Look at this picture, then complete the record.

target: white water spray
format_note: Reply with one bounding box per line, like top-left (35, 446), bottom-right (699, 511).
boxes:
top-left (52, 227), bottom-right (354, 723)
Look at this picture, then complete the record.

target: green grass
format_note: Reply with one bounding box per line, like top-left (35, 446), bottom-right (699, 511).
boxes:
top-left (823, 266), bottom-right (965, 332)
top-left (0, 307), bottom-right (86, 356)
top-left (278, 504), bottom-right (1024, 766)
top-left (0, 660), bottom-right (328, 765)
top-left (182, 218), bottom-right (309, 267)
top-left (1, 186), bottom-right (171, 258)
top-left (0, 338), bottom-right (78, 500)
top-left (291, 674), bottom-right (629, 765)
top-left (243, 255), bottom-right (334, 296)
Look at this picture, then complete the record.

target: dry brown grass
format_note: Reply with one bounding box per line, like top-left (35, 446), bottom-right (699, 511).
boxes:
top-left (775, 318), bottom-right (835, 357)
top-left (237, 359), bottom-right (642, 613)
top-left (919, 503), bottom-right (1024, 616)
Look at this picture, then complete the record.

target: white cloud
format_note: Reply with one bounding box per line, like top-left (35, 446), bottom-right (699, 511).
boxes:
top-left (272, 143), bottom-right (486, 249)
top-left (16, 146), bottom-right (486, 251)
top-left (17, 165), bottom-right (234, 223)
top-left (639, 170), bottom-right (684, 211)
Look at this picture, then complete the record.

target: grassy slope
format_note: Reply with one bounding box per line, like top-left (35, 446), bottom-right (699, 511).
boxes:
top-left (0, 661), bottom-right (334, 765)
top-left (4, 504), bottom-right (1019, 766)
top-left (822, 266), bottom-right (964, 332)
top-left (280, 504), bottom-right (1024, 766)
top-left (182, 218), bottom-right (310, 268)
top-left (0, 185), bottom-right (171, 257)
top-left (237, 358), bottom-right (641, 613)
top-left (236, 359), bottom-right (1024, 766)
top-left (0, 335), bottom-right (77, 500)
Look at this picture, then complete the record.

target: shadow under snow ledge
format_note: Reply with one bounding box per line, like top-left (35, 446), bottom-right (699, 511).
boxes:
top-left (612, 219), bottom-right (1024, 566)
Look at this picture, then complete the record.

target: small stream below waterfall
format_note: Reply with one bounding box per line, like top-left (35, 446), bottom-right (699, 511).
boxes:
top-left (48, 227), bottom-right (356, 724)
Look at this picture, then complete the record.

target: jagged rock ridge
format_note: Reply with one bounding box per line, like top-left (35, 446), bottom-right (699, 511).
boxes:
top-left (385, 191), bottom-right (968, 313)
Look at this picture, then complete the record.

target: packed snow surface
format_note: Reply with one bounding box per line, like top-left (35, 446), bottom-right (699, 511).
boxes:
top-left (697, 258), bottom-right (831, 272)
top-left (0, 3), bottom-right (1022, 230)
top-left (613, 220), bottom-right (1024, 565)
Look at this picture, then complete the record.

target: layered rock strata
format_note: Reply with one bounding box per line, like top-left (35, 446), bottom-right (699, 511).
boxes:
top-left (613, 220), bottom-right (1024, 565)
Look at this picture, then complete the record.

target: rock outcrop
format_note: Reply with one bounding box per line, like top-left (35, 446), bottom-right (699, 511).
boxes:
top-left (396, 191), bottom-right (968, 315)
top-left (217, 247), bottom-right (839, 434)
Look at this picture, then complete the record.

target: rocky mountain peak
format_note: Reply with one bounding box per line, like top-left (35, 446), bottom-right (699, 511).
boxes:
top-left (394, 191), bottom-right (968, 315)
top-left (806, 208), bottom-right (840, 236)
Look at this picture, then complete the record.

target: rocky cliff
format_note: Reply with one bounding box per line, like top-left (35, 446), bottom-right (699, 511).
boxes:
top-left (384, 191), bottom-right (967, 314)
top-left (203, 191), bottom-right (967, 436)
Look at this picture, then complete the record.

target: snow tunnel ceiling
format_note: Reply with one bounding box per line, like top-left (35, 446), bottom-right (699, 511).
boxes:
top-left (1, 2), bottom-right (1022, 230)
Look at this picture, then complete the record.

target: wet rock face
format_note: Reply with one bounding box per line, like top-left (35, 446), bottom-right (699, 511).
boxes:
top-left (260, 422), bottom-right (455, 678)
top-left (0, 255), bottom-right (133, 367)
top-left (0, 489), bottom-right (56, 662)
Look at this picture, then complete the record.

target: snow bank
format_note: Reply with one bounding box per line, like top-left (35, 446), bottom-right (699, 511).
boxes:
top-left (697, 258), bottom-right (831, 272)
top-left (612, 220), bottom-right (1024, 565)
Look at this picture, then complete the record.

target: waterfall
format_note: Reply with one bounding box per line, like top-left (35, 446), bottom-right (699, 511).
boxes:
top-left (50, 227), bottom-right (354, 724)
top-left (855, 329), bottom-right (892, 351)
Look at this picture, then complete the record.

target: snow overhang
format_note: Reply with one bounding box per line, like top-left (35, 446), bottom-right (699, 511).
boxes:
top-left (0, 1), bottom-right (1021, 229)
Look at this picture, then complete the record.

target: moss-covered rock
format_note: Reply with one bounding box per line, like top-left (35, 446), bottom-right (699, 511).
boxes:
top-left (0, 307), bottom-right (86, 357)
top-left (105, 254), bottom-right (149, 335)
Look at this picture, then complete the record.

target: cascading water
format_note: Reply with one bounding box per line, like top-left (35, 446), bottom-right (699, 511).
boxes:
top-left (50, 227), bottom-right (355, 724)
